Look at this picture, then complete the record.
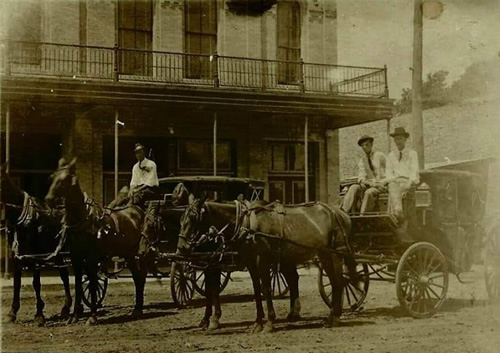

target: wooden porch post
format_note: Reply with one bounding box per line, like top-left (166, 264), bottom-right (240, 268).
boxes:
top-left (213, 112), bottom-right (217, 176)
top-left (114, 108), bottom-right (119, 198)
top-left (304, 115), bottom-right (309, 202)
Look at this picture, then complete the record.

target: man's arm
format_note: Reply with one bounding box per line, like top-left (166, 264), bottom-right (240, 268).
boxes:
top-left (357, 158), bottom-right (368, 185)
top-left (381, 152), bottom-right (394, 185)
top-left (148, 160), bottom-right (159, 187)
top-left (130, 164), bottom-right (139, 190)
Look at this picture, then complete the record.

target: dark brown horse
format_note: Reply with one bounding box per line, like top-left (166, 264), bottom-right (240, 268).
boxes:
top-left (1, 163), bottom-right (72, 326)
top-left (177, 198), bottom-right (351, 332)
top-left (45, 158), bottom-right (148, 324)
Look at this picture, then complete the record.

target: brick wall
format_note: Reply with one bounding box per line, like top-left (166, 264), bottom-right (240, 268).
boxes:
top-left (339, 98), bottom-right (500, 217)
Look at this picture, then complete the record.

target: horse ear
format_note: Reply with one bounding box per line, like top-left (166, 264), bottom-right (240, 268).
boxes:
top-left (68, 157), bottom-right (77, 173)
top-left (200, 193), bottom-right (208, 206)
top-left (188, 193), bottom-right (195, 205)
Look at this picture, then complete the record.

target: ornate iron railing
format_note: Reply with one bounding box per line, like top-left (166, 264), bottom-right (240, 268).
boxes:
top-left (0, 41), bottom-right (389, 98)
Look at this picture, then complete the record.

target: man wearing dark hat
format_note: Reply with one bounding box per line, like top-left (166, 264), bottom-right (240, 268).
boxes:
top-left (129, 143), bottom-right (159, 207)
top-left (383, 127), bottom-right (420, 221)
top-left (341, 135), bottom-right (387, 214)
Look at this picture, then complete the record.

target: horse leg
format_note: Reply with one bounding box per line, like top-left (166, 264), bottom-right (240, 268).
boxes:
top-left (68, 256), bottom-right (84, 325)
top-left (208, 270), bottom-right (222, 331)
top-left (199, 270), bottom-right (213, 329)
top-left (85, 260), bottom-right (99, 325)
top-left (247, 261), bottom-right (265, 334)
top-left (58, 266), bottom-right (72, 320)
top-left (318, 252), bottom-right (343, 328)
top-left (128, 259), bottom-right (146, 318)
top-left (259, 260), bottom-right (276, 333)
top-left (6, 259), bottom-right (22, 323)
top-left (32, 269), bottom-right (46, 327)
top-left (282, 266), bottom-right (300, 321)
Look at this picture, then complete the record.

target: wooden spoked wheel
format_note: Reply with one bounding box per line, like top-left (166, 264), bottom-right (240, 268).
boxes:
top-left (485, 221), bottom-right (500, 300)
top-left (269, 265), bottom-right (289, 299)
top-left (82, 270), bottom-right (108, 309)
top-left (193, 270), bottom-right (232, 296)
top-left (318, 262), bottom-right (370, 312)
top-left (396, 242), bottom-right (449, 318)
top-left (170, 262), bottom-right (195, 308)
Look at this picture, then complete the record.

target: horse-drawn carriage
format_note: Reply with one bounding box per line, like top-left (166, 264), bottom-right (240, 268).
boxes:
top-left (319, 167), bottom-right (489, 318)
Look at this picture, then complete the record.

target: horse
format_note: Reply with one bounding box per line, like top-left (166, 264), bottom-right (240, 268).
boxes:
top-left (44, 158), bottom-right (148, 324)
top-left (0, 163), bottom-right (72, 326)
top-left (176, 197), bottom-right (351, 332)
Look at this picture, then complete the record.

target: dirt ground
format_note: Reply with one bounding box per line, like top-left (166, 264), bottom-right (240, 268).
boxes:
top-left (1, 266), bottom-right (500, 353)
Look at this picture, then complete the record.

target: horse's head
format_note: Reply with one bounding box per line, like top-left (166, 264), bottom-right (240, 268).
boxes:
top-left (140, 202), bottom-right (165, 251)
top-left (177, 194), bottom-right (207, 254)
top-left (45, 157), bottom-right (77, 208)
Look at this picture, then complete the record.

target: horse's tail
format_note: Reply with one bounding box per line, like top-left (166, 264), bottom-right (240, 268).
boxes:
top-left (321, 202), bottom-right (352, 252)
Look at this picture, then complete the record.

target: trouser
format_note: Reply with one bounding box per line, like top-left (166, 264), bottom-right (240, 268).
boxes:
top-left (129, 185), bottom-right (160, 209)
top-left (341, 184), bottom-right (385, 214)
top-left (388, 178), bottom-right (412, 219)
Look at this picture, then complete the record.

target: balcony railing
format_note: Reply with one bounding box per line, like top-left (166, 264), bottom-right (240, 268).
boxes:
top-left (0, 41), bottom-right (389, 98)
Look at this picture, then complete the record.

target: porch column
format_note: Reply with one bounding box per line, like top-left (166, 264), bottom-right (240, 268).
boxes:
top-left (326, 129), bottom-right (340, 205)
top-left (304, 115), bottom-right (309, 202)
top-left (213, 112), bottom-right (217, 176)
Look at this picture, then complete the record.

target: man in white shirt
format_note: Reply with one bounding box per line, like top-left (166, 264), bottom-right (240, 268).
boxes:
top-left (383, 127), bottom-right (420, 221)
top-left (341, 135), bottom-right (386, 214)
top-left (129, 143), bottom-right (159, 207)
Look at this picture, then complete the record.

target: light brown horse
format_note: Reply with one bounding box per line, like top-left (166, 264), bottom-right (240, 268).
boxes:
top-left (177, 198), bottom-right (351, 332)
top-left (45, 158), bottom-right (148, 324)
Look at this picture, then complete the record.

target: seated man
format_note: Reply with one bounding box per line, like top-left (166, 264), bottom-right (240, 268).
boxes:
top-left (341, 135), bottom-right (387, 214)
top-left (383, 127), bottom-right (420, 222)
top-left (129, 143), bottom-right (160, 208)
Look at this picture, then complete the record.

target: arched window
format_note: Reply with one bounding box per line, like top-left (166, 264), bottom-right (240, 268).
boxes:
top-left (184, 0), bottom-right (218, 79)
top-left (277, 1), bottom-right (301, 84)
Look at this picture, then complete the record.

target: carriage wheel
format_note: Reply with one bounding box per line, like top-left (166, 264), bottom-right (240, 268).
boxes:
top-left (193, 270), bottom-right (231, 296)
top-left (318, 261), bottom-right (370, 312)
top-left (269, 265), bottom-right (289, 299)
top-left (82, 271), bottom-right (108, 309)
top-left (396, 242), bottom-right (449, 318)
top-left (485, 222), bottom-right (500, 300)
top-left (170, 262), bottom-right (195, 308)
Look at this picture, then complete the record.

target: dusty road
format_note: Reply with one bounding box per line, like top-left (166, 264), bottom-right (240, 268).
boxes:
top-left (1, 266), bottom-right (500, 353)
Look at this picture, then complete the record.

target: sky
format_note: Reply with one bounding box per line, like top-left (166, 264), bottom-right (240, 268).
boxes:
top-left (336, 0), bottom-right (500, 98)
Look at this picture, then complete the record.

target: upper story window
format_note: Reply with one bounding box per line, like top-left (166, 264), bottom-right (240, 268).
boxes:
top-left (9, 0), bottom-right (42, 65)
top-left (277, 1), bottom-right (301, 84)
top-left (118, 0), bottom-right (153, 76)
top-left (184, 0), bottom-right (218, 79)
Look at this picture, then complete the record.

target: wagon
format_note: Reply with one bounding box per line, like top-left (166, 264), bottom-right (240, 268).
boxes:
top-left (319, 165), bottom-right (489, 318)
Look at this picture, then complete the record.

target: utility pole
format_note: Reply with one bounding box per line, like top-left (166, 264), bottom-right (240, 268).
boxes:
top-left (412, 0), bottom-right (425, 169)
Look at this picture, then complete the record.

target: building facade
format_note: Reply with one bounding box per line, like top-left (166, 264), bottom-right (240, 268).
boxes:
top-left (1, 0), bottom-right (393, 205)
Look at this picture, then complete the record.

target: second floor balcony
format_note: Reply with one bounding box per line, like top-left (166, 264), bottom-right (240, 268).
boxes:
top-left (0, 41), bottom-right (389, 99)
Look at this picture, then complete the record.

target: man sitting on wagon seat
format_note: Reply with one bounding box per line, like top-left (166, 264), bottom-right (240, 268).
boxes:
top-left (383, 127), bottom-right (420, 223)
top-left (341, 135), bottom-right (387, 214)
top-left (128, 143), bottom-right (160, 208)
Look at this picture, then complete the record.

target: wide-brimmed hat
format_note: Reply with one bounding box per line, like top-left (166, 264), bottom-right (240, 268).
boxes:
top-left (390, 127), bottom-right (410, 138)
top-left (134, 143), bottom-right (145, 152)
top-left (357, 135), bottom-right (374, 146)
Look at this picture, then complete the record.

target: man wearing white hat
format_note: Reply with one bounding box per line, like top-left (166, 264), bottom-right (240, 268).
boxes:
top-left (341, 135), bottom-right (387, 214)
top-left (129, 143), bottom-right (159, 207)
top-left (383, 127), bottom-right (420, 222)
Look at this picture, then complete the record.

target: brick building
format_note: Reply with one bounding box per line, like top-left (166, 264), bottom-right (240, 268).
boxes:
top-left (0, 0), bottom-right (392, 205)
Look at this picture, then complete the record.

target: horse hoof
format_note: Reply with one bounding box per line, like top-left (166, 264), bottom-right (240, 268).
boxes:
top-left (324, 317), bottom-right (341, 328)
top-left (86, 315), bottom-right (98, 326)
top-left (60, 307), bottom-right (71, 320)
top-left (262, 321), bottom-right (274, 334)
top-left (66, 315), bottom-right (78, 325)
top-left (4, 313), bottom-right (16, 323)
top-left (34, 314), bottom-right (46, 327)
top-left (208, 318), bottom-right (220, 331)
top-left (131, 309), bottom-right (143, 319)
top-left (198, 319), bottom-right (209, 329)
top-left (251, 322), bottom-right (263, 334)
